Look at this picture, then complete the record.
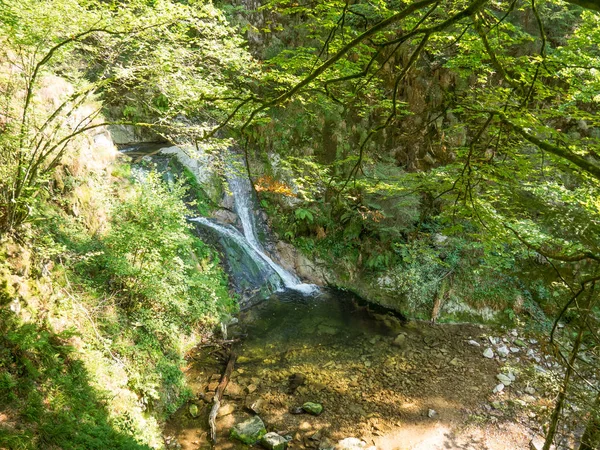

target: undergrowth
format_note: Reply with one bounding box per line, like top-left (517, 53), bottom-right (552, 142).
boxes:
top-left (0, 160), bottom-right (235, 449)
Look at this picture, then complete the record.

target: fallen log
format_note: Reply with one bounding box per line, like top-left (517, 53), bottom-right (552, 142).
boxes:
top-left (208, 348), bottom-right (237, 444)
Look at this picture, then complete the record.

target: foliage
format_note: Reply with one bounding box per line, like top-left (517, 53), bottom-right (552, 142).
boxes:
top-left (0, 308), bottom-right (151, 450)
top-left (0, 0), bottom-right (259, 234)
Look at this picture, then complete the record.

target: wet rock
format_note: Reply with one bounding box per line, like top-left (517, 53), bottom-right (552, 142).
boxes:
top-left (317, 324), bottom-right (339, 335)
top-left (261, 432), bottom-right (288, 450)
top-left (302, 402), bottom-right (324, 416)
top-left (288, 373), bottom-right (306, 394)
top-left (230, 416), bottom-right (267, 445)
top-left (189, 404), bottom-right (200, 418)
top-left (483, 348), bottom-right (494, 358)
top-left (393, 334), bottom-right (406, 347)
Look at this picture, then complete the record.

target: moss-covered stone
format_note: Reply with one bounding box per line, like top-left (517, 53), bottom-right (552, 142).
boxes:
top-left (188, 404), bottom-right (200, 418)
top-left (230, 416), bottom-right (267, 445)
top-left (302, 402), bottom-right (323, 415)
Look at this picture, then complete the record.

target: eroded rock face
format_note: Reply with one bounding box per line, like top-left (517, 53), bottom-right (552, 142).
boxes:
top-left (275, 241), bottom-right (328, 285)
top-left (230, 415), bottom-right (267, 444)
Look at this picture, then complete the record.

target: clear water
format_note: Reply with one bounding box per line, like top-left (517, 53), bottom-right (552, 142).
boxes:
top-left (238, 289), bottom-right (398, 352)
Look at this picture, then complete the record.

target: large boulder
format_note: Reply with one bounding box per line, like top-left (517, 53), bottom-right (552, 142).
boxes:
top-left (230, 416), bottom-right (267, 445)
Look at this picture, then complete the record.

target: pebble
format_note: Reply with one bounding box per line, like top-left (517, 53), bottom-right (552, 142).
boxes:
top-left (510, 347), bottom-right (520, 353)
top-left (493, 383), bottom-right (505, 393)
top-left (467, 340), bottom-right (481, 347)
top-left (483, 348), bottom-right (494, 358)
top-left (428, 409), bottom-right (438, 418)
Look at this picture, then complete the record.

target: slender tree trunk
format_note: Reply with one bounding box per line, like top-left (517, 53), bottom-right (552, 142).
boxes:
top-left (544, 284), bottom-right (596, 450)
top-left (579, 391), bottom-right (600, 450)
top-left (543, 324), bottom-right (585, 450)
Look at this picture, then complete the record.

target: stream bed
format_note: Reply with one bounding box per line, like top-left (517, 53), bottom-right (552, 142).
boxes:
top-left (163, 288), bottom-right (543, 450)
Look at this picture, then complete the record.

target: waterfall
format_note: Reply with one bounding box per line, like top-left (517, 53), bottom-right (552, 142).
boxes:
top-left (191, 159), bottom-right (318, 296)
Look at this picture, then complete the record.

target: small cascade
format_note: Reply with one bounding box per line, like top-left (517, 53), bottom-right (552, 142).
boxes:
top-left (192, 158), bottom-right (318, 297)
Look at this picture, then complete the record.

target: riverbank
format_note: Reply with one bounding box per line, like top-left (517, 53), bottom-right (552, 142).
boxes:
top-left (164, 289), bottom-right (559, 450)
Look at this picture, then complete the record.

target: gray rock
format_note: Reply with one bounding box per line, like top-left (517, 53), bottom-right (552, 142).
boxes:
top-left (510, 347), bottom-right (520, 353)
top-left (525, 386), bottom-right (536, 395)
top-left (336, 438), bottom-right (368, 449)
top-left (261, 432), bottom-right (288, 450)
top-left (497, 345), bottom-right (510, 357)
top-left (483, 348), bottom-right (494, 358)
top-left (496, 374), bottom-right (512, 386)
top-left (488, 336), bottom-right (499, 345)
top-left (230, 416), bottom-right (267, 445)
top-left (529, 436), bottom-right (554, 450)
top-left (467, 339), bottom-right (481, 347)
top-left (493, 383), bottom-right (505, 393)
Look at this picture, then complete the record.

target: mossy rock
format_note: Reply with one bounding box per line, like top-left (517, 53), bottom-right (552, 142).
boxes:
top-left (230, 416), bottom-right (267, 445)
top-left (189, 404), bottom-right (200, 418)
top-left (302, 402), bottom-right (323, 416)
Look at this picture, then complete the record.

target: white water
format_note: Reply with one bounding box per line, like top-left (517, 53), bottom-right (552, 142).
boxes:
top-left (193, 161), bottom-right (318, 296)
top-left (189, 217), bottom-right (281, 288)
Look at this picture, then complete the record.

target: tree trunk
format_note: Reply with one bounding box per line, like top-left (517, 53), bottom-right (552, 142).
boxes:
top-left (543, 325), bottom-right (584, 450)
top-left (579, 391), bottom-right (600, 450)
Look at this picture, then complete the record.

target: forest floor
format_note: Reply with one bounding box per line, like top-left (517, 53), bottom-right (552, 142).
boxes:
top-left (164, 291), bottom-right (557, 450)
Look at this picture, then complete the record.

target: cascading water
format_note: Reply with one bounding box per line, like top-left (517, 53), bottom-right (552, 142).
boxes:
top-left (191, 158), bottom-right (318, 296)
